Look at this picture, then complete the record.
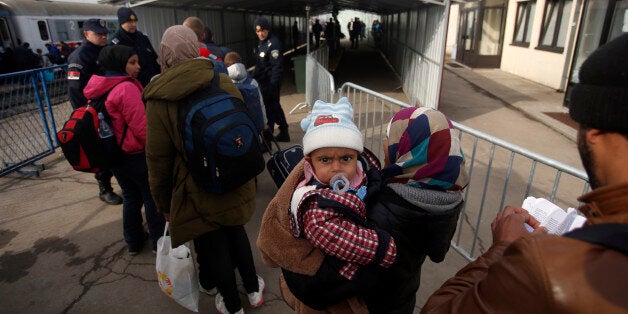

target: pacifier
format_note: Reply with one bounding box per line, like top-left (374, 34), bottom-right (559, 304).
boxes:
top-left (330, 173), bottom-right (350, 195)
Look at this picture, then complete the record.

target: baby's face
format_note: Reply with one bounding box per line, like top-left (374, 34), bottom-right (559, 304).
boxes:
top-left (308, 147), bottom-right (359, 185)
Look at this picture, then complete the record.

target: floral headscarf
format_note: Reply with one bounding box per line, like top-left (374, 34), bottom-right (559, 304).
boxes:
top-left (382, 107), bottom-right (468, 191)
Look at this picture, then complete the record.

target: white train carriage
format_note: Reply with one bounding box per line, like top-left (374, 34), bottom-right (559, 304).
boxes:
top-left (0, 0), bottom-right (120, 53)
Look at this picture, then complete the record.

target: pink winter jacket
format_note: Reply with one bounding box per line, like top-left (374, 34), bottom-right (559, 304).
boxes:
top-left (83, 75), bottom-right (146, 154)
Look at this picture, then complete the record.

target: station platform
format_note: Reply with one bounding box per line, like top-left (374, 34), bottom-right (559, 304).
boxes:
top-left (0, 39), bottom-right (580, 313)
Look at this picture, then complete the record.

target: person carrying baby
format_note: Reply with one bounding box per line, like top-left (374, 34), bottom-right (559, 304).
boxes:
top-left (283, 97), bottom-right (397, 308)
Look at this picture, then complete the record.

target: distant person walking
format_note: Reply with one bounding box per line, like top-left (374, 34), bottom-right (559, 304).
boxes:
top-left (292, 21), bottom-right (299, 50)
top-left (324, 18), bottom-right (336, 55)
top-left (351, 17), bottom-right (363, 49)
top-left (312, 19), bottom-right (322, 49)
top-left (110, 7), bottom-right (160, 86)
top-left (67, 18), bottom-right (123, 205)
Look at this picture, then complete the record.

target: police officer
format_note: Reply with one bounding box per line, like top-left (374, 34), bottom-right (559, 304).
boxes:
top-left (109, 7), bottom-right (160, 86)
top-left (253, 17), bottom-right (290, 142)
top-left (66, 18), bottom-right (123, 205)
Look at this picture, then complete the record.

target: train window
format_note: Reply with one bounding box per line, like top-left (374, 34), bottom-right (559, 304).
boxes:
top-left (0, 19), bottom-right (10, 42)
top-left (38, 21), bottom-right (50, 41)
top-left (0, 19), bottom-right (10, 51)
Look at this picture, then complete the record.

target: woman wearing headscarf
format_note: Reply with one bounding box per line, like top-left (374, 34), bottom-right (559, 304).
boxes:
top-left (363, 106), bottom-right (469, 313)
top-left (143, 25), bottom-right (263, 314)
top-left (83, 45), bottom-right (166, 255)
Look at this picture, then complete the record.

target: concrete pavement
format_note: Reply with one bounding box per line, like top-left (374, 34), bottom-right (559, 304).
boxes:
top-left (0, 41), bottom-right (581, 313)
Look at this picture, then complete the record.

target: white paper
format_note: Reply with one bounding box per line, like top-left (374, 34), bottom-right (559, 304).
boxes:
top-left (521, 197), bottom-right (586, 235)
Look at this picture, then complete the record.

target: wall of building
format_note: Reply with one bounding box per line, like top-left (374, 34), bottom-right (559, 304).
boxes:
top-left (500, 0), bottom-right (579, 90)
top-left (382, 4), bottom-right (449, 109)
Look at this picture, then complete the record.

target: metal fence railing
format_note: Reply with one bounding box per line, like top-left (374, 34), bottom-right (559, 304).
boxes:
top-left (290, 45), bottom-right (335, 114)
top-left (0, 65), bottom-right (71, 177)
top-left (338, 82), bottom-right (589, 261)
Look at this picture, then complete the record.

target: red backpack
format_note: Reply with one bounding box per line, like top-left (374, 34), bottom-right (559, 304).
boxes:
top-left (57, 94), bottom-right (126, 173)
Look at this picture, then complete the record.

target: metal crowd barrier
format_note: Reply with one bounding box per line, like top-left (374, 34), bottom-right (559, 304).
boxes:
top-left (338, 82), bottom-right (589, 261)
top-left (290, 45), bottom-right (335, 114)
top-left (0, 65), bottom-right (70, 177)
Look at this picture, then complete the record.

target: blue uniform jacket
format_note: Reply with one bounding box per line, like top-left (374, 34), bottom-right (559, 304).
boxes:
top-left (110, 29), bottom-right (160, 87)
top-left (66, 40), bottom-right (104, 109)
top-left (253, 34), bottom-right (283, 96)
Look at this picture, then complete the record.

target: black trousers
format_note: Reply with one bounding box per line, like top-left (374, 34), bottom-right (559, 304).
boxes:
top-left (261, 86), bottom-right (288, 132)
top-left (194, 225), bottom-right (259, 313)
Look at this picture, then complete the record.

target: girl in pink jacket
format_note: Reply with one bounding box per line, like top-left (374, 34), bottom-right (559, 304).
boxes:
top-left (83, 45), bottom-right (165, 255)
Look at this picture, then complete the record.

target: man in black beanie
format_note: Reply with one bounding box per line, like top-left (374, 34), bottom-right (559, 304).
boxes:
top-left (109, 7), bottom-right (160, 86)
top-left (422, 33), bottom-right (628, 313)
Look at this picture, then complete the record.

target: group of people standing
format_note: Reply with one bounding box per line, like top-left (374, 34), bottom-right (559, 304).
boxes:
top-left (65, 9), bottom-right (292, 314)
top-left (63, 5), bottom-right (628, 314)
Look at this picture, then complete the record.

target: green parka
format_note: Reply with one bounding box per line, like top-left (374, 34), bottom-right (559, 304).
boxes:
top-left (143, 58), bottom-right (256, 247)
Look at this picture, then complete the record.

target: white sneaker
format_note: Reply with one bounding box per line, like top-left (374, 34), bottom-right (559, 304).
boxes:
top-left (247, 275), bottom-right (265, 308)
top-left (199, 284), bottom-right (217, 296)
top-left (215, 293), bottom-right (244, 314)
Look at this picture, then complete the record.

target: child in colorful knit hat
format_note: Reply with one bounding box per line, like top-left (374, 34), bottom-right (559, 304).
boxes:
top-left (363, 106), bottom-right (468, 313)
top-left (286, 97), bottom-right (397, 308)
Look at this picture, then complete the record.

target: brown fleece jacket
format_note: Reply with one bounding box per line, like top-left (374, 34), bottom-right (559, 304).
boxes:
top-left (257, 160), bottom-right (368, 313)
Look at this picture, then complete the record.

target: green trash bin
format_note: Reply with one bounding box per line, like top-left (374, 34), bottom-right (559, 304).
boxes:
top-left (293, 55), bottom-right (306, 93)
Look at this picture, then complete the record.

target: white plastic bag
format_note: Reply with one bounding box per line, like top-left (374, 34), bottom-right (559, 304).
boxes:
top-left (156, 222), bottom-right (199, 312)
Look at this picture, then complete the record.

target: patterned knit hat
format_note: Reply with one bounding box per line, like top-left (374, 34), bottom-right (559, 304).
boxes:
top-left (383, 107), bottom-right (468, 190)
top-left (301, 97), bottom-right (363, 155)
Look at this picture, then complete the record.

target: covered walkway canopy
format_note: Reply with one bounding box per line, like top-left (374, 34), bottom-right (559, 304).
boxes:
top-left (101, 0), bottom-right (444, 16)
top-left (100, 0), bottom-right (451, 109)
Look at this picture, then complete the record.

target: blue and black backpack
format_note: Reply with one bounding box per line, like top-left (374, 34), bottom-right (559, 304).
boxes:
top-left (235, 76), bottom-right (265, 133)
top-left (178, 70), bottom-right (264, 194)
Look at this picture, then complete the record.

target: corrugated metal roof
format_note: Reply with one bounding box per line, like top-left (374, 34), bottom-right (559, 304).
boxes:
top-left (100, 0), bottom-right (443, 16)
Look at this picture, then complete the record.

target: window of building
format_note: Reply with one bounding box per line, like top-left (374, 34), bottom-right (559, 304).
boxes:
top-left (538, 0), bottom-right (573, 52)
top-left (513, 1), bottom-right (536, 46)
top-left (37, 21), bottom-right (49, 41)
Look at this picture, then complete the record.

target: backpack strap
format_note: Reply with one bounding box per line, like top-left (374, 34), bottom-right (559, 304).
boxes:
top-left (563, 223), bottom-right (628, 254)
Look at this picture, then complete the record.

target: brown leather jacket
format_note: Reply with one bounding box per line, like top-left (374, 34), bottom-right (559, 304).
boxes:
top-left (422, 182), bottom-right (628, 313)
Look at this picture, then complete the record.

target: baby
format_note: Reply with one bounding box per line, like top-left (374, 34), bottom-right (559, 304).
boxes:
top-left (289, 97), bottom-right (397, 282)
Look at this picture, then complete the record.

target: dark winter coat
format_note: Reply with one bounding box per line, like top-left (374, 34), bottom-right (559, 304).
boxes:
top-left (66, 41), bottom-right (104, 108)
top-left (364, 184), bottom-right (464, 313)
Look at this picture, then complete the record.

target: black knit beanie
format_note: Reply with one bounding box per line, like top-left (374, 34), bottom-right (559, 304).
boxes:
top-left (568, 33), bottom-right (628, 133)
top-left (98, 45), bottom-right (136, 75)
top-left (118, 7), bottom-right (138, 25)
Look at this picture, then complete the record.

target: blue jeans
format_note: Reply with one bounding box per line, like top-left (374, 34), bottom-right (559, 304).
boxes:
top-left (112, 153), bottom-right (165, 251)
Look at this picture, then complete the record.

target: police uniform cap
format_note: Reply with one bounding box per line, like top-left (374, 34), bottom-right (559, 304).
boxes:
top-left (83, 18), bottom-right (109, 34)
top-left (254, 17), bottom-right (270, 31)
